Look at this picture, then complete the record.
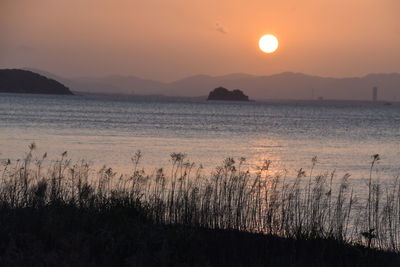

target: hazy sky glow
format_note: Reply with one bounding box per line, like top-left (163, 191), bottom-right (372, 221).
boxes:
top-left (1, 0), bottom-right (399, 81)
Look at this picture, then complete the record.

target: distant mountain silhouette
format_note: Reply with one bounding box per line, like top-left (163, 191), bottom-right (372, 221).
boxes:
top-left (24, 68), bottom-right (163, 95)
top-left (72, 75), bottom-right (164, 95)
top-left (164, 72), bottom-right (400, 101)
top-left (23, 68), bottom-right (400, 101)
top-left (207, 87), bottom-right (249, 101)
top-left (0, 69), bottom-right (73, 95)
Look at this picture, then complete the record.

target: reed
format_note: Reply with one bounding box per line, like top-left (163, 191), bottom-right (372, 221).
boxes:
top-left (1, 144), bottom-right (400, 252)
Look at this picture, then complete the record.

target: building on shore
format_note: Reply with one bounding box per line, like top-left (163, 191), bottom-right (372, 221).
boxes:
top-left (372, 86), bottom-right (378, 102)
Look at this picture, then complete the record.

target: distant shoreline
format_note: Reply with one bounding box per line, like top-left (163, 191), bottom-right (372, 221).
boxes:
top-left (67, 91), bottom-right (400, 105)
top-left (3, 90), bottom-right (398, 106)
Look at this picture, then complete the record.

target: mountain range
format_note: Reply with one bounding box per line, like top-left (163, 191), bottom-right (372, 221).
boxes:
top-left (24, 68), bottom-right (400, 101)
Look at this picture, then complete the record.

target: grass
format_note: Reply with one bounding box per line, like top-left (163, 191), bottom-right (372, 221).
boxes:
top-left (1, 144), bottom-right (400, 266)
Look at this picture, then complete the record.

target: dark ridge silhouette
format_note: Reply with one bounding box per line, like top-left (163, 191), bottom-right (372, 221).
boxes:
top-left (0, 69), bottom-right (73, 95)
top-left (207, 87), bottom-right (249, 101)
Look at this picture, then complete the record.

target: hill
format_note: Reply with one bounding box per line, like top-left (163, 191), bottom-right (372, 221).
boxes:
top-left (0, 69), bottom-right (73, 95)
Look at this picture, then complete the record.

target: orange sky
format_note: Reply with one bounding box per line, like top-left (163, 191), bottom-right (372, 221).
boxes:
top-left (1, 0), bottom-right (399, 81)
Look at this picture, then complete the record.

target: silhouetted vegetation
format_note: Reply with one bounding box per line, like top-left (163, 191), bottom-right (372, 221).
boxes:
top-left (0, 146), bottom-right (399, 266)
top-left (207, 87), bottom-right (249, 101)
top-left (0, 69), bottom-right (73, 95)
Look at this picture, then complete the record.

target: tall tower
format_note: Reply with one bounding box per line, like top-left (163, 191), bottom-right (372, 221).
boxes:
top-left (372, 87), bottom-right (378, 102)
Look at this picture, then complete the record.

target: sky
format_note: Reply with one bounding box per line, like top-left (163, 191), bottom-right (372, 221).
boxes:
top-left (1, 0), bottom-right (399, 82)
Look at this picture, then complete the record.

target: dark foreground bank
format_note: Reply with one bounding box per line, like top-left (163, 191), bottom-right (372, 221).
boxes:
top-left (1, 204), bottom-right (399, 267)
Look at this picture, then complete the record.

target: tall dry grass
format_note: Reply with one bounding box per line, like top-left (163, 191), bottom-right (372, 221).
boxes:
top-left (1, 144), bottom-right (399, 251)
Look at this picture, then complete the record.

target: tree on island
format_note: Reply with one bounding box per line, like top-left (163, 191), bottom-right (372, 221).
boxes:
top-left (207, 86), bottom-right (249, 101)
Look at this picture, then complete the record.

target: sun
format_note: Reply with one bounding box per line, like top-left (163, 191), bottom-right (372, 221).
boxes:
top-left (259, 34), bottom-right (279, 54)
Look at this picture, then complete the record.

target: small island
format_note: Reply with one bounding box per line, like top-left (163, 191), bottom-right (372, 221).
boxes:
top-left (0, 69), bottom-right (73, 95)
top-left (207, 87), bottom-right (249, 101)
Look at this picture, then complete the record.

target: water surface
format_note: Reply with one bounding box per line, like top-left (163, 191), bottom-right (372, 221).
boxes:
top-left (0, 93), bottom-right (399, 189)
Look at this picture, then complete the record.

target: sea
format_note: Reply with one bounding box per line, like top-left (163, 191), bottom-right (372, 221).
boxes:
top-left (0, 93), bottom-right (399, 190)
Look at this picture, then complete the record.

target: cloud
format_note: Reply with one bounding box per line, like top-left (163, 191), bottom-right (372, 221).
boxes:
top-left (215, 22), bottom-right (228, 34)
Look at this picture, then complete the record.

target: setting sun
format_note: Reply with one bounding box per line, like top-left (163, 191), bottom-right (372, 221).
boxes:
top-left (259, 34), bottom-right (279, 54)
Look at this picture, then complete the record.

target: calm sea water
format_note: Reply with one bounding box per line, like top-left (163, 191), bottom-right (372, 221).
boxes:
top-left (0, 93), bottom-right (399, 188)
